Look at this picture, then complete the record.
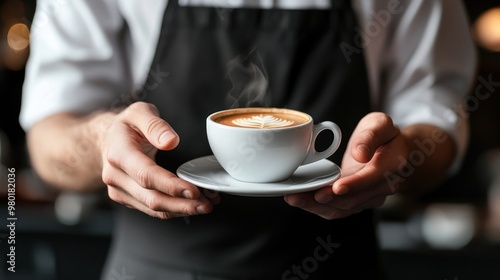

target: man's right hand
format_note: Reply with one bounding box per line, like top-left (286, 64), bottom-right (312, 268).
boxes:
top-left (101, 102), bottom-right (219, 219)
top-left (28, 102), bottom-right (219, 219)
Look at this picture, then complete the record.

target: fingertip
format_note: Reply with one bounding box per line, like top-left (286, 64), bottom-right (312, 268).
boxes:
top-left (182, 189), bottom-right (194, 199)
top-left (159, 131), bottom-right (180, 149)
top-left (333, 183), bottom-right (348, 195)
top-left (202, 189), bottom-right (221, 205)
top-left (196, 204), bottom-right (212, 214)
top-left (353, 143), bottom-right (372, 163)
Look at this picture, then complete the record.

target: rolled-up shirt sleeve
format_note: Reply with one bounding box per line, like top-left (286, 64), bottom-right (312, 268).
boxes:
top-left (20, 0), bottom-right (127, 130)
top-left (357, 0), bottom-right (478, 174)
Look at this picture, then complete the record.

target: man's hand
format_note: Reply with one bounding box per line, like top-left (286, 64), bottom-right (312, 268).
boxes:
top-left (28, 102), bottom-right (219, 220)
top-left (284, 112), bottom-right (455, 220)
top-left (101, 102), bottom-right (220, 219)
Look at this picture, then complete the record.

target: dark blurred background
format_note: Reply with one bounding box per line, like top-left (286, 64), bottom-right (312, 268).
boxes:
top-left (0, 0), bottom-right (499, 279)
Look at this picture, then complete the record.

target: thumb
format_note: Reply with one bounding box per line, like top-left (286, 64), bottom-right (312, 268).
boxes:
top-left (350, 112), bottom-right (399, 163)
top-left (123, 102), bottom-right (180, 150)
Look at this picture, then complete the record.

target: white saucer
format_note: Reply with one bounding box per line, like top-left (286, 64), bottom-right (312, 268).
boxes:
top-left (176, 155), bottom-right (341, 197)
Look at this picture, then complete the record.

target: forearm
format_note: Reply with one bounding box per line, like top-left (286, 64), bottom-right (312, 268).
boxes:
top-left (26, 111), bottom-right (117, 192)
top-left (397, 124), bottom-right (457, 194)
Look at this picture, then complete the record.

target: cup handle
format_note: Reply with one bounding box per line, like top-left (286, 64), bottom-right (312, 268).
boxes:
top-left (302, 121), bottom-right (342, 165)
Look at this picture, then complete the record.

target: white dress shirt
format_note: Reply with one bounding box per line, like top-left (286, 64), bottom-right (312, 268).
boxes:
top-left (20, 0), bottom-right (478, 172)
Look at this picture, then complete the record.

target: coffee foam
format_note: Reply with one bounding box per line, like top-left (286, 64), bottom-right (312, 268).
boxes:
top-left (211, 108), bottom-right (311, 129)
top-left (232, 115), bottom-right (294, 128)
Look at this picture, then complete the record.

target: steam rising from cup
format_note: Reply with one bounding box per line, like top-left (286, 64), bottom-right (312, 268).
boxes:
top-left (225, 49), bottom-right (271, 108)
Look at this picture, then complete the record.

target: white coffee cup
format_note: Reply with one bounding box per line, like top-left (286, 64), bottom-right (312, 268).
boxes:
top-left (206, 107), bottom-right (341, 183)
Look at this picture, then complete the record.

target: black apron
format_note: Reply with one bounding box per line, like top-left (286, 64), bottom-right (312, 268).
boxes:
top-left (102, 1), bottom-right (384, 279)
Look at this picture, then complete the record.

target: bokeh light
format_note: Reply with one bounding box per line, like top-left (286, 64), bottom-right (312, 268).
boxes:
top-left (7, 22), bottom-right (30, 51)
top-left (472, 7), bottom-right (500, 52)
top-left (3, 22), bottom-right (30, 70)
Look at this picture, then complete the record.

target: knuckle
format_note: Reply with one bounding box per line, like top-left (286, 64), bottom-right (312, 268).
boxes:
top-left (101, 169), bottom-right (113, 186)
top-left (136, 166), bottom-right (153, 189)
top-left (146, 117), bottom-right (166, 138)
top-left (101, 173), bottom-right (114, 186)
top-left (362, 129), bottom-right (379, 146)
top-left (128, 101), bottom-right (155, 113)
top-left (122, 103), bottom-right (137, 117)
top-left (104, 148), bottom-right (121, 169)
top-left (369, 112), bottom-right (392, 127)
top-left (107, 187), bottom-right (123, 203)
top-left (122, 102), bottom-right (159, 120)
top-left (145, 196), bottom-right (163, 211)
top-left (101, 163), bottom-right (118, 186)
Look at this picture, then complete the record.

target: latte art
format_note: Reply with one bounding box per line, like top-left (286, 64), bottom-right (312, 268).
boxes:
top-left (232, 115), bottom-right (294, 128)
top-left (212, 109), bottom-right (309, 129)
